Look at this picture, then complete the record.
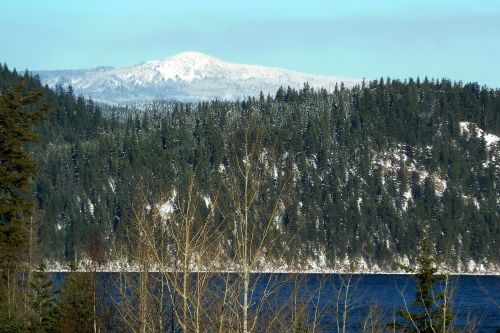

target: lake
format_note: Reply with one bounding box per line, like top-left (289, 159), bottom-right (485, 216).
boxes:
top-left (52, 273), bottom-right (499, 332)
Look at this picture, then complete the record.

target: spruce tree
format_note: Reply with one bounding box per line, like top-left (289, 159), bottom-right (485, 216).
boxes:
top-left (57, 263), bottom-right (94, 333)
top-left (30, 262), bottom-right (59, 333)
top-left (0, 80), bottom-right (47, 273)
top-left (0, 79), bottom-right (48, 332)
top-left (391, 232), bottom-right (455, 332)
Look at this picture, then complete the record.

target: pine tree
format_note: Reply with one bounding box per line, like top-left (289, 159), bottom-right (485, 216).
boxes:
top-left (30, 261), bottom-right (59, 333)
top-left (391, 232), bottom-right (455, 332)
top-left (0, 79), bottom-right (48, 332)
top-left (57, 263), bottom-right (94, 333)
top-left (0, 80), bottom-right (47, 274)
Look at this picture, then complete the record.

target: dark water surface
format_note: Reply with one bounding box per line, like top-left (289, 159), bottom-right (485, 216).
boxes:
top-left (53, 273), bottom-right (499, 332)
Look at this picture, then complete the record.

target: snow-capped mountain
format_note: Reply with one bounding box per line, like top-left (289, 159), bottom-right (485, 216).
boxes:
top-left (35, 52), bottom-right (360, 105)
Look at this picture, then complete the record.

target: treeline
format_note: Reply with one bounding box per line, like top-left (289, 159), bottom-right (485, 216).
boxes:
top-left (1, 64), bottom-right (499, 269)
top-left (0, 63), bottom-right (496, 332)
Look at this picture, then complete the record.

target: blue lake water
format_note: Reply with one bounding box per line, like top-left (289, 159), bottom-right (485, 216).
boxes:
top-left (53, 273), bottom-right (499, 332)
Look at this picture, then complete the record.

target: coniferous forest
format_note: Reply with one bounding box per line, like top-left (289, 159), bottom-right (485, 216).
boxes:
top-left (1, 64), bottom-right (499, 270)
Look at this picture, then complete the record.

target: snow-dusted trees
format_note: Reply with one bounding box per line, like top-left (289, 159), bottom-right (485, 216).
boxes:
top-left (219, 104), bottom-right (296, 333)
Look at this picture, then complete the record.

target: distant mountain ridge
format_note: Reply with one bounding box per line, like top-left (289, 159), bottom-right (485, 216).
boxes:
top-left (35, 51), bottom-right (360, 105)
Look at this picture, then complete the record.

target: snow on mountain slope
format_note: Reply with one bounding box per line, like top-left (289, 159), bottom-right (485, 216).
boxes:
top-left (459, 121), bottom-right (500, 147)
top-left (35, 51), bottom-right (360, 105)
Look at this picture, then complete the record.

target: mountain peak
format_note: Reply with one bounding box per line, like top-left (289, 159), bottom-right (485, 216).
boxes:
top-left (164, 51), bottom-right (220, 63)
top-left (35, 53), bottom-right (360, 104)
top-left (140, 51), bottom-right (224, 82)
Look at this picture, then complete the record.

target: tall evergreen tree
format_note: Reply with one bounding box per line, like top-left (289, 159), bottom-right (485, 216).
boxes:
top-left (391, 232), bottom-right (455, 332)
top-left (29, 262), bottom-right (59, 333)
top-left (0, 79), bottom-right (48, 332)
top-left (0, 80), bottom-right (47, 273)
top-left (57, 263), bottom-right (94, 333)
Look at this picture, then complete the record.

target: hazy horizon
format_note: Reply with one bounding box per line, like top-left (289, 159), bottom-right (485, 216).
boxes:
top-left (2, 0), bottom-right (500, 87)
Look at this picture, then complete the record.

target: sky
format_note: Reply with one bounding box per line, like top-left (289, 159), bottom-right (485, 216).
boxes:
top-left (2, 0), bottom-right (500, 87)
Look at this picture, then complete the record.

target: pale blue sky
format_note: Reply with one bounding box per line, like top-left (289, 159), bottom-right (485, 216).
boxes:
top-left (2, 0), bottom-right (500, 87)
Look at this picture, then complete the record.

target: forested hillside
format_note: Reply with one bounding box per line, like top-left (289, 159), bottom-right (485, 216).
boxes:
top-left (2, 64), bottom-right (498, 271)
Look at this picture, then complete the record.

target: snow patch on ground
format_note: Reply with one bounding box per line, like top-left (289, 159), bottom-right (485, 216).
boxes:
top-left (373, 145), bottom-right (447, 201)
top-left (203, 195), bottom-right (212, 208)
top-left (108, 178), bottom-right (116, 192)
top-left (159, 190), bottom-right (177, 219)
top-left (87, 199), bottom-right (94, 216)
top-left (459, 121), bottom-right (499, 147)
top-left (43, 255), bottom-right (499, 275)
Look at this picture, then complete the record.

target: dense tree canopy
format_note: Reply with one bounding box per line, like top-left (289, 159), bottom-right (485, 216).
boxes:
top-left (0, 73), bottom-right (48, 273)
top-left (1, 65), bottom-right (498, 270)
top-left (0, 66), bottom-right (50, 333)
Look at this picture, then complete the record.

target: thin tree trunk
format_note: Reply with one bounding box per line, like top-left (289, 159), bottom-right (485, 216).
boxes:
top-left (26, 216), bottom-right (34, 313)
top-left (139, 258), bottom-right (149, 333)
top-left (243, 268), bottom-right (249, 333)
top-left (342, 277), bottom-right (351, 333)
top-left (7, 269), bottom-right (11, 318)
top-left (159, 276), bottom-right (164, 332)
top-left (93, 267), bottom-right (98, 333)
top-left (442, 274), bottom-right (449, 333)
top-left (182, 215), bottom-right (191, 332)
top-left (242, 142), bottom-right (250, 333)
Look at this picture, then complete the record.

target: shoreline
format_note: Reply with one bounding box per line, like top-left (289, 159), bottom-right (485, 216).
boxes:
top-left (43, 268), bottom-right (500, 276)
top-left (42, 258), bottom-right (500, 276)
